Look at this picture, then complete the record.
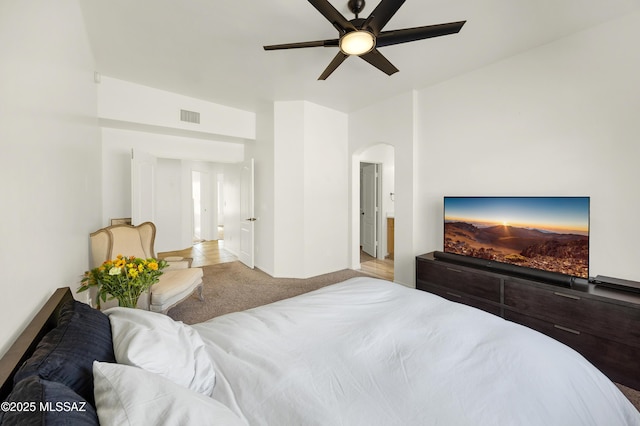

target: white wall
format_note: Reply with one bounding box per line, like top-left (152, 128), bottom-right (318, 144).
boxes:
top-left (415, 10), bottom-right (640, 281)
top-left (349, 10), bottom-right (640, 285)
top-left (98, 76), bottom-right (256, 140)
top-left (273, 102), bottom-right (306, 276)
top-left (303, 102), bottom-right (350, 277)
top-left (273, 101), bottom-right (349, 278)
top-left (0, 0), bottom-right (101, 356)
top-left (155, 158), bottom-right (183, 251)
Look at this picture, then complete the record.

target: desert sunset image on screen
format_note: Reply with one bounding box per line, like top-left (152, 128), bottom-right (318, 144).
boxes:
top-left (444, 197), bottom-right (589, 279)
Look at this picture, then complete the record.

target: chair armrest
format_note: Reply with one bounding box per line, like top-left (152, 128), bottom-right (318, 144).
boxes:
top-left (161, 256), bottom-right (193, 269)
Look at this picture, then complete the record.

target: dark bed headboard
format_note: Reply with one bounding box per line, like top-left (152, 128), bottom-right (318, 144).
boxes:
top-left (0, 287), bottom-right (73, 401)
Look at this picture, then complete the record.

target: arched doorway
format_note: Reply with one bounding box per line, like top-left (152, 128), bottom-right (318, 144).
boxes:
top-left (353, 144), bottom-right (395, 281)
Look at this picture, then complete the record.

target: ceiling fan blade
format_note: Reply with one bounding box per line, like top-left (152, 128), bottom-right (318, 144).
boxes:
top-left (365, 0), bottom-right (406, 35)
top-left (318, 51), bottom-right (349, 80)
top-left (308, 0), bottom-right (356, 33)
top-left (360, 49), bottom-right (399, 76)
top-left (264, 39), bottom-right (339, 50)
top-left (376, 21), bottom-right (466, 48)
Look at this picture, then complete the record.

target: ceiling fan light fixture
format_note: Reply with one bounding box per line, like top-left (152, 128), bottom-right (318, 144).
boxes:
top-left (263, 1), bottom-right (467, 80)
top-left (339, 30), bottom-right (375, 56)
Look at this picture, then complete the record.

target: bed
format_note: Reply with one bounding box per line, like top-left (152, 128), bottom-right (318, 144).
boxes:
top-left (1, 277), bottom-right (639, 425)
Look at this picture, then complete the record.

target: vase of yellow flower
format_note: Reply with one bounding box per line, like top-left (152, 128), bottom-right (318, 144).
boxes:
top-left (78, 255), bottom-right (168, 309)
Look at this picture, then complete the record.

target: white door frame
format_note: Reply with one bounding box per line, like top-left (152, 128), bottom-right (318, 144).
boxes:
top-left (239, 158), bottom-right (255, 268)
top-left (131, 149), bottom-right (157, 225)
top-left (191, 170), bottom-right (213, 242)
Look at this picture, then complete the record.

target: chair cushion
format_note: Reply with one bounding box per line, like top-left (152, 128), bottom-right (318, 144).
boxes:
top-left (150, 268), bottom-right (203, 305)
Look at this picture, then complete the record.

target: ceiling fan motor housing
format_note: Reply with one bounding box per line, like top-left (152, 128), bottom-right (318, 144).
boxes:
top-left (348, 0), bottom-right (366, 16)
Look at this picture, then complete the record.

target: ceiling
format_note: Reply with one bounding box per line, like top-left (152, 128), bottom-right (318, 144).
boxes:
top-left (79, 0), bottom-right (640, 113)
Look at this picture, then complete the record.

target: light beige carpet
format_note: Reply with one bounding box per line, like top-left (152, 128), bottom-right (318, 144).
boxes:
top-left (617, 383), bottom-right (640, 412)
top-left (168, 261), bottom-right (369, 324)
top-left (167, 261), bottom-right (640, 412)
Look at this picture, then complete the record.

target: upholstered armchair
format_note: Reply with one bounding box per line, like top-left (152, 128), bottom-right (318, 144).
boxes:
top-left (89, 222), bottom-right (204, 313)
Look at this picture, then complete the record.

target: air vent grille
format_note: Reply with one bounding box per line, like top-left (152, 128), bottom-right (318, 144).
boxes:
top-left (180, 109), bottom-right (200, 124)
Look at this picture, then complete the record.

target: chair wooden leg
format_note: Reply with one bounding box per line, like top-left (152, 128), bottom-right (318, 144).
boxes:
top-left (197, 284), bottom-right (204, 302)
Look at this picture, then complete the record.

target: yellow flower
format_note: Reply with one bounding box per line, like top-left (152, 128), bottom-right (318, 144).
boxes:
top-left (78, 255), bottom-right (167, 309)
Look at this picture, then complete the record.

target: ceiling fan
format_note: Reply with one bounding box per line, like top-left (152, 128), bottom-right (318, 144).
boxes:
top-left (263, 0), bottom-right (466, 80)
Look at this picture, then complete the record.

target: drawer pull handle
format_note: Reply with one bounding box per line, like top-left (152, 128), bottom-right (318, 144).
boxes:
top-left (446, 292), bottom-right (462, 299)
top-left (554, 324), bottom-right (581, 335)
top-left (553, 292), bottom-right (581, 301)
top-left (446, 267), bottom-right (462, 273)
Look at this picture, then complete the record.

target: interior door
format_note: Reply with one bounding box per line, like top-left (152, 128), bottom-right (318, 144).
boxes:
top-left (199, 171), bottom-right (211, 240)
top-left (191, 170), bottom-right (211, 241)
top-left (131, 149), bottom-right (157, 225)
top-left (239, 158), bottom-right (255, 268)
top-left (191, 171), bottom-right (202, 241)
top-left (361, 163), bottom-right (378, 257)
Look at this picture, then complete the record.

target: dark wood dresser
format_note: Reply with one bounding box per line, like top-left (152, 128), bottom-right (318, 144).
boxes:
top-left (416, 252), bottom-right (640, 390)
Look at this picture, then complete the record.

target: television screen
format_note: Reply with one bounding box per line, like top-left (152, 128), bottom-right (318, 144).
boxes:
top-left (444, 196), bottom-right (589, 279)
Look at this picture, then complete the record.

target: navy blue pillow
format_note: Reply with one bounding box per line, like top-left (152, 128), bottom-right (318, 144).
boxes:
top-left (13, 300), bottom-right (115, 406)
top-left (0, 376), bottom-right (98, 426)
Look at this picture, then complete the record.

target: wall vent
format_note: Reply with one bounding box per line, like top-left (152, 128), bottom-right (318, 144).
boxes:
top-left (180, 109), bottom-right (200, 124)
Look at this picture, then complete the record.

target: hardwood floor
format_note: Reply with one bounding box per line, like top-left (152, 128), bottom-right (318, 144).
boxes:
top-left (160, 241), bottom-right (394, 281)
top-left (159, 240), bottom-right (237, 268)
top-left (360, 250), bottom-right (394, 281)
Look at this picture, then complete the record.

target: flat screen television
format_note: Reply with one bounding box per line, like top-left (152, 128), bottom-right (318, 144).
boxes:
top-left (443, 196), bottom-right (590, 280)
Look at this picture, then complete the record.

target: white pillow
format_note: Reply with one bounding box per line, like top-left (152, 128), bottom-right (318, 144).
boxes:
top-left (105, 307), bottom-right (215, 396)
top-left (93, 362), bottom-right (246, 426)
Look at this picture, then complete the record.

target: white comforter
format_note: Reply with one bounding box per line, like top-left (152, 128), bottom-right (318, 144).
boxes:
top-left (192, 277), bottom-right (640, 426)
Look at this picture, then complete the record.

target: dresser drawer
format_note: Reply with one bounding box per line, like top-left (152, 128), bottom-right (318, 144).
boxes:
top-left (416, 259), bottom-right (501, 303)
top-left (504, 279), bottom-right (640, 348)
top-left (505, 310), bottom-right (640, 390)
top-left (418, 282), bottom-right (502, 316)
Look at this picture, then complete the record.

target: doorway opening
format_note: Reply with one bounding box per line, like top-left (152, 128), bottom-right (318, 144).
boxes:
top-left (191, 168), bottom-right (226, 244)
top-left (159, 169), bottom-right (236, 267)
top-left (355, 144), bottom-right (395, 281)
top-left (140, 158), bottom-right (237, 267)
top-left (216, 173), bottom-right (224, 240)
